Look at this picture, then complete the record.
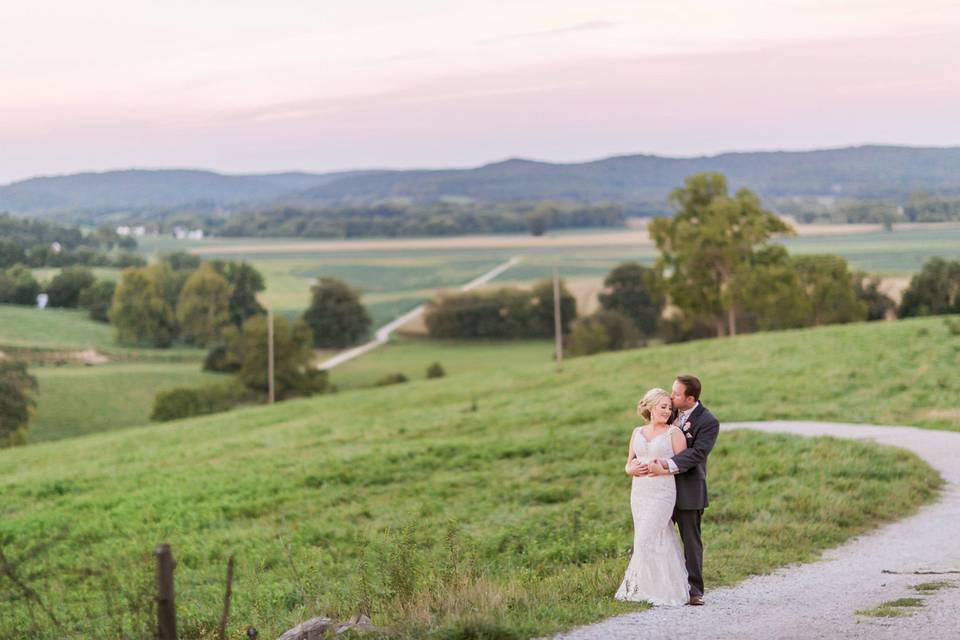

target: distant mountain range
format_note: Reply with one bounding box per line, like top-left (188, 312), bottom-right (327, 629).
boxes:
top-left (4, 145), bottom-right (960, 220)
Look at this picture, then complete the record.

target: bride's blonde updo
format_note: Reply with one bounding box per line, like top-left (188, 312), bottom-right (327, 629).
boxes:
top-left (636, 387), bottom-right (670, 421)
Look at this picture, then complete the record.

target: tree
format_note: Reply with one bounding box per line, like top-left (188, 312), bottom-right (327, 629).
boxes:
top-left (733, 246), bottom-right (810, 332)
top-left (0, 361), bottom-right (37, 448)
top-left (853, 273), bottom-right (896, 321)
top-left (898, 258), bottom-right (960, 317)
top-left (212, 260), bottom-right (266, 326)
top-left (0, 239), bottom-right (26, 269)
top-left (568, 309), bottom-right (640, 357)
top-left (223, 315), bottom-right (327, 400)
top-left (530, 277), bottom-right (577, 336)
top-left (110, 264), bottom-right (178, 347)
top-left (160, 251), bottom-right (203, 271)
top-left (792, 255), bottom-right (868, 326)
top-left (424, 289), bottom-right (535, 338)
top-left (78, 280), bottom-right (116, 323)
top-left (598, 262), bottom-right (664, 337)
top-left (2, 265), bottom-right (41, 306)
top-left (648, 172), bottom-right (793, 337)
top-left (302, 277), bottom-right (371, 348)
top-left (176, 264), bottom-right (232, 346)
top-left (45, 267), bottom-right (96, 308)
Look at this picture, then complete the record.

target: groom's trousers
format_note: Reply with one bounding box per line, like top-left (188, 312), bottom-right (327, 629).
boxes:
top-left (673, 508), bottom-right (704, 597)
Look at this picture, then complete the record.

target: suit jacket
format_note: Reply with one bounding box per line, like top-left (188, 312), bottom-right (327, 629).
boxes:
top-left (670, 403), bottom-right (720, 511)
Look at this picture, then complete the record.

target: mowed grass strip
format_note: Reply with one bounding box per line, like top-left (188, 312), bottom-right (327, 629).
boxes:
top-left (28, 363), bottom-right (228, 443)
top-left (0, 320), bottom-right (945, 639)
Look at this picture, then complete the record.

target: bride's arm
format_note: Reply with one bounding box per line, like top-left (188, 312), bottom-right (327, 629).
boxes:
top-left (624, 428), bottom-right (639, 475)
top-left (670, 427), bottom-right (687, 455)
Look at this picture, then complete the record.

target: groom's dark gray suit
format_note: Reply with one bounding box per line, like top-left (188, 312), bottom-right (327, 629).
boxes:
top-left (669, 402), bottom-right (720, 598)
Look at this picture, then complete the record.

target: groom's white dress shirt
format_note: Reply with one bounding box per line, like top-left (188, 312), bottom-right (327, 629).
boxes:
top-left (666, 402), bottom-right (699, 474)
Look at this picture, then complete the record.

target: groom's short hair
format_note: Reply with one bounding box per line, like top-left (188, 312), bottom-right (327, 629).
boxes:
top-left (676, 375), bottom-right (701, 401)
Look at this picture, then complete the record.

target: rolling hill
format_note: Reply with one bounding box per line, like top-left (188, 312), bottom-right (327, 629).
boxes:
top-left (3, 145), bottom-right (960, 220)
top-left (0, 316), bottom-right (951, 638)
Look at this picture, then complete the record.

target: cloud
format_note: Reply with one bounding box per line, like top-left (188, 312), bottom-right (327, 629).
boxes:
top-left (476, 20), bottom-right (618, 45)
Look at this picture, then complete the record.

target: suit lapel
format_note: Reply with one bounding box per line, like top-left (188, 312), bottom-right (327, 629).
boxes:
top-left (685, 403), bottom-right (706, 433)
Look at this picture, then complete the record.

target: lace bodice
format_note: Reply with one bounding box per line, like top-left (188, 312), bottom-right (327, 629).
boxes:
top-left (633, 426), bottom-right (679, 461)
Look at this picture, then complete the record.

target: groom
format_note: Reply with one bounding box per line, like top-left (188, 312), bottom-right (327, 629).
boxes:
top-left (638, 374), bottom-right (720, 606)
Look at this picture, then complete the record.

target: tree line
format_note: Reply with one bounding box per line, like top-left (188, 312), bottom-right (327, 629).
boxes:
top-left (0, 213), bottom-right (142, 269)
top-left (213, 201), bottom-right (625, 238)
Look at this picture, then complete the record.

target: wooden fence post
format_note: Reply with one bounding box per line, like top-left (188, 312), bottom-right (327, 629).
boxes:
top-left (155, 543), bottom-right (177, 640)
top-left (217, 555), bottom-right (235, 640)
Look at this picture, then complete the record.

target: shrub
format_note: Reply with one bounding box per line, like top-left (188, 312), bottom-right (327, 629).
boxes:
top-left (945, 316), bottom-right (960, 336)
top-left (568, 310), bottom-right (640, 357)
top-left (150, 382), bottom-right (247, 422)
top-left (0, 361), bottom-right (37, 447)
top-left (46, 267), bottom-right (96, 308)
top-left (77, 280), bottom-right (116, 323)
top-left (426, 362), bottom-right (446, 379)
top-left (203, 344), bottom-right (240, 373)
top-left (1, 265), bottom-right (41, 306)
top-left (424, 280), bottom-right (577, 339)
top-left (375, 372), bottom-right (409, 386)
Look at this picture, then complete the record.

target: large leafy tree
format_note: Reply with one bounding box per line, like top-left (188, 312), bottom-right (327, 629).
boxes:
top-left (649, 172), bottom-right (793, 336)
top-left (302, 277), bottom-right (371, 348)
top-left (110, 263), bottom-right (178, 347)
top-left (211, 260), bottom-right (266, 327)
top-left (176, 264), bottom-right (232, 346)
top-left (0, 361), bottom-right (37, 448)
top-left (899, 258), bottom-right (960, 317)
top-left (733, 246), bottom-right (810, 332)
top-left (598, 262), bottom-right (664, 337)
top-left (223, 315), bottom-right (327, 400)
top-left (792, 255), bottom-right (868, 326)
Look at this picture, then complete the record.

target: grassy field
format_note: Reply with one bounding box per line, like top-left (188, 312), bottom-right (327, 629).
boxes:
top-left (0, 316), bottom-right (953, 639)
top-left (28, 363), bottom-right (227, 443)
top-left (0, 305), bottom-right (205, 362)
top-left (0, 304), bottom-right (115, 350)
top-left (325, 337), bottom-right (555, 389)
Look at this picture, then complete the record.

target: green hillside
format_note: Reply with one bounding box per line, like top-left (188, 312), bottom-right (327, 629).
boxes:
top-left (0, 317), bottom-right (953, 639)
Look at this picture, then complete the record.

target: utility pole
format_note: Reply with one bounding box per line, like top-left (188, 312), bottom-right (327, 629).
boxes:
top-left (267, 307), bottom-right (275, 404)
top-left (553, 266), bottom-right (563, 371)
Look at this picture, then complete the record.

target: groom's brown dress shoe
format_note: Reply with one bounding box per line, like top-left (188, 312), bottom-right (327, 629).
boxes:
top-left (688, 595), bottom-right (704, 606)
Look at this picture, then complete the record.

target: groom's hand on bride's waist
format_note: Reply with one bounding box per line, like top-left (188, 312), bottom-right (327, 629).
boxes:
top-left (635, 459), bottom-right (671, 477)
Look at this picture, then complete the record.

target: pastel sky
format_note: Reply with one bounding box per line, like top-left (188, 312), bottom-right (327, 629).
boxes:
top-left (2, 0), bottom-right (960, 183)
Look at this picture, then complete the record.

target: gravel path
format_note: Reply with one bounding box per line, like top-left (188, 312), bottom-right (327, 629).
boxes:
top-left (548, 421), bottom-right (960, 640)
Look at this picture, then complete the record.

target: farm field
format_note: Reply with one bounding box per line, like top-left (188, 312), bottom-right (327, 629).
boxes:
top-left (132, 225), bottom-right (960, 330)
top-left (0, 316), bottom-right (951, 639)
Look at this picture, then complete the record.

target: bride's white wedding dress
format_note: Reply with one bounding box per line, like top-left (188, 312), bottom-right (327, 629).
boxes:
top-left (615, 425), bottom-right (690, 606)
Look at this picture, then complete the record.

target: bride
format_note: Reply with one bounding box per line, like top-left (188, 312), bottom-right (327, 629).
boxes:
top-left (615, 387), bottom-right (690, 606)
